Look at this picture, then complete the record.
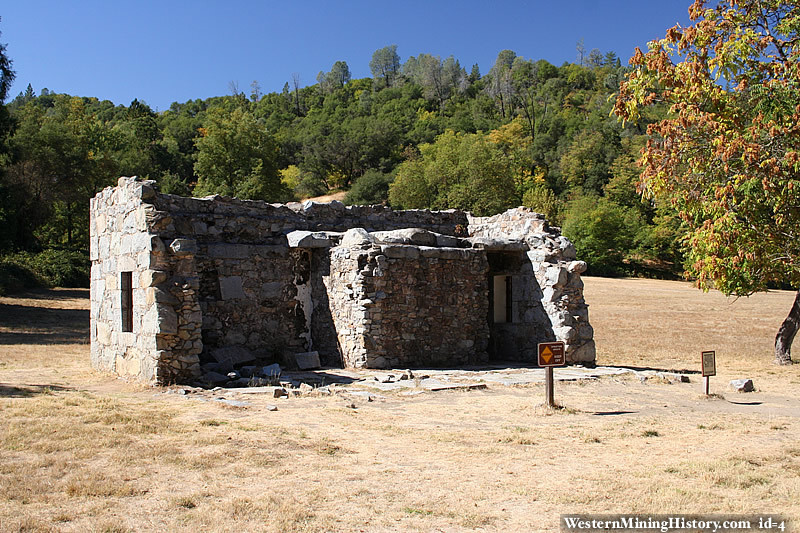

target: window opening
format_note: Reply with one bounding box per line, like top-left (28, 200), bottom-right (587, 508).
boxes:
top-left (121, 271), bottom-right (133, 332)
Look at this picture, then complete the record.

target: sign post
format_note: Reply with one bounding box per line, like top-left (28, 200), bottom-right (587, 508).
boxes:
top-left (701, 350), bottom-right (716, 395)
top-left (538, 341), bottom-right (566, 407)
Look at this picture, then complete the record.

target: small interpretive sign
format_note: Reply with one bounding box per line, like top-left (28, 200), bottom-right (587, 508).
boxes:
top-left (538, 341), bottom-right (566, 407)
top-left (701, 351), bottom-right (716, 377)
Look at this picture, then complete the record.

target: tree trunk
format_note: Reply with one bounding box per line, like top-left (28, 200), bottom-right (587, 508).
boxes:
top-left (774, 289), bottom-right (800, 365)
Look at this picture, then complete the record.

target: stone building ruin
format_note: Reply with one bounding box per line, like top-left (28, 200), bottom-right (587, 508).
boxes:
top-left (90, 177), bottom-right (595, 385)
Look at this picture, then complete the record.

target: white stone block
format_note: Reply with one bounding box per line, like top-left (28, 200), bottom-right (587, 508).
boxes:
top-left (110, 233), bottom-right (121, 255)
top-left (99, 235), bottom-right (110, 259)
top-left (287, 230), bottom-right (332, 248)
top-left (567, 260), bottom-right (588, 274)
top-left (96, 322), bottom-right (112, 345)
top-left (120, 234), bottom-right (132, 255)
top-left (140, 270), bottom-right (168, 288)
top-left (137, 251), bottom-right (153, 269)
top-left (546, 265), bottom-right (568, 287)
top-left (141, 306), bottom-right (159, 335)
top-left (118, 255), bottom-right (136, 271)
top-left (542, 286), bottom-right (561, 302)
top-left (340, 228), bottom-right (373, 247)
top-left (90, 233), bottom-right (99, 261)
top-left (130, 233), bottom-right (150, 252)
top-left (122, 211), bottom-right (137, 233)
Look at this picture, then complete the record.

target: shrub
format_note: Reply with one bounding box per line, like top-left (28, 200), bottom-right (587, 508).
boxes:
top-left (0, 258), bottom-right (42, 295)
top-left (561, 196), bottom-right (641, 277)
top-left (156, 171), bottom-right (191, 197)
top-left (344, 170), bottom-right (393, 205)
top-left (28, 249), bottom-right (90, 288)
top-left (0, 249), bottom-right (89, 294)
top-left (294, 175), bottom-right (328, 199)
top-left (522, 184), bottom-right (561, 226)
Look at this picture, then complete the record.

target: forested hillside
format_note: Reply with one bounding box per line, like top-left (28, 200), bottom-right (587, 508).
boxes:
top-left (0, 44), bottom-right (684, 290)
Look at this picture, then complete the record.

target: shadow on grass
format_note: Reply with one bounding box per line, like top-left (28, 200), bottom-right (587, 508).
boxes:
top-left (613, 365), bottom-right (701, 375)
top-left (0, 383), bottom-right (75, 398)
top-left (4, 288), bottom-right (90, 301)
top-left (0, 303), bottom-right (89, 345)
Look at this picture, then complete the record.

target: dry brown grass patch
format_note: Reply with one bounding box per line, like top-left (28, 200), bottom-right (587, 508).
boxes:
top-left (2, 281), bottom-right (800, 531)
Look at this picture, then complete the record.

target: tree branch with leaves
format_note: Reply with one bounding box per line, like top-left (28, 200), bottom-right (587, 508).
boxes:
top-left (615, 0), bottom-right (800, 364)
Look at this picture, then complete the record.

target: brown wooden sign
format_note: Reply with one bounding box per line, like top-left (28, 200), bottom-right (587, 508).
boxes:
top-left (701, 351), bottom-right (716, 377)
top-left (538, 341), bottom-right (566, 367)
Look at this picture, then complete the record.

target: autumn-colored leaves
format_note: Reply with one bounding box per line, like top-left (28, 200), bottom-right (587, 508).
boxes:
top-left (614, 0), bottom-right (800, 302)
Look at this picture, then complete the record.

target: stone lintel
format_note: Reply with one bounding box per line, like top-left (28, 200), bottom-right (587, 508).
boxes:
top-left (468, 237), bottom-right (527, 251)
top-left (286, 230), bottom-right (335, 248)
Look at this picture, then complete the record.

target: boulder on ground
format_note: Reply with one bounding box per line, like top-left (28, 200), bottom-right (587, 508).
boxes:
top-left (261, 363), bottom-right (282, 378)
top-left (730, 378), bottom-right (755, 392)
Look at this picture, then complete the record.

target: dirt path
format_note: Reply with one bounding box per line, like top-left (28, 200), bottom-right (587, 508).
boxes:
top-left (301, 191), bottom-right (347, 203)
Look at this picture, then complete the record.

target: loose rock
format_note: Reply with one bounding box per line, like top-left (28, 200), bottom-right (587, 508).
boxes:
top-left (261, 363), bottom-right (282, 378)
top-left (730, 378), bottom-right (755, 392)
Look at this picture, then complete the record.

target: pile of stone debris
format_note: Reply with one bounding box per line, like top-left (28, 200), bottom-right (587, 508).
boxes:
top-left (198, 362), bottom-right (283, 388)
top-left (198, 345), bottom-right (323, 388)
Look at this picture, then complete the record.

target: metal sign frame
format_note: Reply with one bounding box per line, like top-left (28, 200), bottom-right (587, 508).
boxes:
top-left (538, 341), bottom-right (566, 367)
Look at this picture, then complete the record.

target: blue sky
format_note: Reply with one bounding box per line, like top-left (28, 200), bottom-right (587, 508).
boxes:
top-left (2, 0), bottom-right (693, 111)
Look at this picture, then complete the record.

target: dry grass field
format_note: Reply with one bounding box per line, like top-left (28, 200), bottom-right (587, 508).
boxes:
top-left (1, 277), bottom-right (799, 532)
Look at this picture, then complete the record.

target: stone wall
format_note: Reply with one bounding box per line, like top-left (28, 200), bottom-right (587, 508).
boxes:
top-left (91, 178), bottom-right (596, 385)
top-left (373, 245), bottom-right (489, 367)
top-left (195, 244), bottom-right (305, 357)
top-left (149, 239), bottom-right (203, 382)
top-left (147, 192), bottom-right (469, 245)
top-left (90, 179), bottom-right (205, 383)
top-left (141, 185), bottom-right (475, 373)
top-left (325, 230), bottom-right (489, 368)
top-left (470, 208), bottom-right (595, 363)
top-left (324, 242), bottom-right (372, 368)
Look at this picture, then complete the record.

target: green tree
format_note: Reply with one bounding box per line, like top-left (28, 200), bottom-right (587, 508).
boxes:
top-left (404, 54), bottom-right (465, 110)
top-left (486, 50), bottom-right (516, 118)
top-left (0, 18), bottom-right (17, 251)
top-left (559, 128), bottom-right (619, 195)
top-left (155, 170), bottom-right (190, 196)
top-left (615, 0), bottom-right (800, 364)
top-left (0, 18), bottom-right (13, 103)
top-left (370, 45), bottom-right (401, 88)
top-left (344, 169), bottom-right (393, 205)
top-left (561, 195), bottom-right (642, 276)
top-left (389, 129), bottom-right (518, 215)
top-left (113, 99), bottom-right (166, 178)
top-left (317, 61), bottom-right (351, 93)
top-left (522, 183), bottom-right (560, 225)
top-left (193, 108), bottom-right (291, 202)
top-left (6, 96), bottom-right (118, 248)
